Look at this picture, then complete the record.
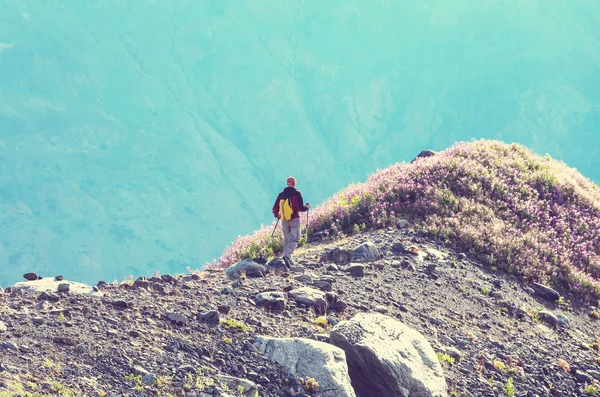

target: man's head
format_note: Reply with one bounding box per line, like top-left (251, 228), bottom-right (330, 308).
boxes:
top-left (286, 177), bottom-right (296, 187)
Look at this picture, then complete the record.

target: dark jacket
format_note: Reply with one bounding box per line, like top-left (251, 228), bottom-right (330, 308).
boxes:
top-left (273, 186), bottom-right (309, 220)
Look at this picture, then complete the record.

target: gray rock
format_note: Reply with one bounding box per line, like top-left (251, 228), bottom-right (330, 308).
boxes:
top-left (219, 375), bottom-right (258, 397)
top-left (344, 264), bottom-right (365, 277)
top-left (397, 219), bottom-right (410, 229)
top-left (39, 291), bottom-right (60, 302)
top-left (530, 283), bottom-right (560, 301)
top-left (142, 373), bottom-right (158, 385)
top-left (75, 344), bottom-right (86, 354)
top-left (391, 242), bottom-right (406, 254)
top-left (256, 291), bottom-right (287, 312)
top-left (54, 275), bottom-right (64, 281)
top-left (588, 370), bottom-right (600, 381)
top-left (574, 370), bottom-right (594, 383)
top-left (267, 257), bottom-right (288, 272)
top-left (295, 274), bottom-right (313, 284)
top-left (254, 336), bottom-right (356, 397)
top-left (330, 312), bottom-right (447, 397)
top-left (353, 241), bottom-right (381, 262)
top-left (225, 259), bottom-right (267, 279)
top-left (290, 266), bottom-right (305, 274)
top-left (23, 272), bottom-right (38, 281)
top-left (112, 300), bottom-right (129, 309)
top-left (556, 314), bottom-right (570, 328)
top-left (410, 149), bottom-right (437, 163)
top-left (57, 283), bottom-right (70, 292)
top-left (132, 365), bottom-right (150, 376)
top-left (32, 317), bottom-right (44, 325)
top-left (289, 287), bottom-right (328, 314)
top-left (314, 280), bottom-right (333, 292)
top-left (538, 310), bottom-right (559, 327)
top-left (374, 305), bottom-right (389, 314)
top-left (321, 248), bottom-right (355, 266)
top-left (442, 346), bottom-right (463, 361)
top-left (198, 310), bottom-right (220, 324)
top-left (0, 321), bottom-right (7, 333)
top-left (1, 341), bottom-right (19, 352)
top-left (166, 312), bottom-right (187, 325)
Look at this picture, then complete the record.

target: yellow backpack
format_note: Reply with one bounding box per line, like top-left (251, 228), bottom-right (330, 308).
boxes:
top-left (279, 197), bottom-right (294, 221)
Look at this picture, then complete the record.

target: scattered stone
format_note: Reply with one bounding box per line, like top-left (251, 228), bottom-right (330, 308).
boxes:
top-left (75, 345), bottom-right (86, 354)
top-left (267, 257), bottom-right (288, 272)
top-left (344, 264), bottom-right (365, 277)
top-left (289, 266), bottom-right (304, 274)
top-left (54, 337), bottom-right (78, 346)
top-left (256, 292), bottom-right (287, 312)
top-left (1, 341), bottom-right (19, 352)
top-left (353, 241), bottom-right (381, 262)
top-left (54, 275), bottom-right (64, 281)
top-left (0, 321), bottom-right (7, 333)
top-left (295, 274), bottom-right (313, 284)
top-left (112, 300), bottom-right (129, 309)
top-left (133, 277), bottom-right (151, 289)
top-left (32, 317), bottom-right (44, 325)
top-left (57, 283), bottom-right (70, 292)
top-left (24, 272), bottom-right (38, 281)
top-left (39, 291), bottom-right (60, 302)
top-left (396, 219), bottom-right (409, 228)
top-left (314, 280), bottom-right (333, 291)
top-left (574, 370), bottom-right (594, 384)
top-left (391, 242), bottom-right (406, 254)
top-left (374, 305), bottom-right (389, 314)
top-left (166, 312), bottom-right (187, 325)
top-left (538, 310), bottom-right (559, 327)
top-left (219, 375), bottom-right (258, 397)
top-left (254, 336), bottom-right (356, 397)
top-left (320, 248), bottom-right (355, 266)
top-left (217, 305), bottom-right (230, 314)
top-left (288, 287), bottom-right (328, 314)
top-left (557, 314), bottom-right (570, 328)
top-left (198, 310), bottom-right (220, 324)
top-left (142, 373), bottom-right (158, 385)
top-left (330, 313), bottom-right (447, 397)
top-left (225, 259), bottom-right (268, 279)
top-left (326, 264), bottom-right (339, 271)
top-left (531, 283), bottom-right (560, 301)
top-left (410, 149), bottom-right (436, 163)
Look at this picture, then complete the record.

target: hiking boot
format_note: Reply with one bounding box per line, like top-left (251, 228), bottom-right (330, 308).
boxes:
top-left (283, 255), bottom-right (296, 268)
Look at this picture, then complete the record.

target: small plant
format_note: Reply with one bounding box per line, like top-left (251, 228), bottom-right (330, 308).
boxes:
top-left (223, 337), bottom-right (233, 344)
top-left (504, 377), bottom-right (515, 396)
top-left (557, 358), bottom-right (570, 372)
top-left (585, 382), bottom-right (600, 395)
top-left (58, 312), bottom-right (66, 322)
top-left (480, 287), bottom-right (490, 295)
top-left (299, 377), bottom-right (319, 393)
top-left (220, 319), bottom-right (248, 332)
top-left (493, 359), bottom-right (506, 372)
top-left (436, 353), bottom-right (455, 365)
top-left (458, 285), bottom-right (469, 295)
top-left (590, 310), bottom-right (600, 320)
top-left (314, 316), bottom-right (328, 329)
top-left (556, 296), bottom-right (565, 304)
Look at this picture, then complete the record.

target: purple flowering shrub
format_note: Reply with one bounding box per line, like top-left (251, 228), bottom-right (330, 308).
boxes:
top-left (214, 140), bottom-right (600, 300)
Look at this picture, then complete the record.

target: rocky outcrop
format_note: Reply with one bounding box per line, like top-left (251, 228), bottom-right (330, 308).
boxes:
top-left (224, 259), bottom-right (267, 279)
top-left (254, 336), bottom-right (356, 397)
top-left (11, 278), bottom-right (102, 297)
top-left (330, 313), bottom-right (447, 397)
top-left (353, 241), bottom-right (380, 262)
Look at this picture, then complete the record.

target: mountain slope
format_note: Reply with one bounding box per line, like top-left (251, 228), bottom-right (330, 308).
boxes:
top-left (1, 1), bottom-right (600, 286)
top-left (219, 140), bottom-right (600, 300)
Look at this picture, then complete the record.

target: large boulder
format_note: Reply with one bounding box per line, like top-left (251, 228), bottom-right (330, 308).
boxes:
top-left (530, 282), bottom-right (560, 301)
top-left (256, 291), bottom-right (287, 312)
top-left (11, 278), bottom-right (102, 297)
top-left (330, 313), bottom-right (447, 397)
top-left (288, 287), bottom-right (328, 314)
top-left (224, 259), bottom-right (267, 279)
top-left (410, 150), bottom-right (437, 163)
top-left (254, 336), bottom-right (356, 397)
top-left (353, 241), bottom-right (381, 263)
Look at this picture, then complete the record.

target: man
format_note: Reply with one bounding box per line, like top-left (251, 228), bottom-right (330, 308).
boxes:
top-left (272, 177), bottom-right (310, 267)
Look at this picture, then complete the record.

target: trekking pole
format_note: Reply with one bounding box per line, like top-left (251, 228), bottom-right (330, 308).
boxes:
top-left (271, 218), bottom-right (280, 238)
top-left (305, 208), bottom-right (309, 242)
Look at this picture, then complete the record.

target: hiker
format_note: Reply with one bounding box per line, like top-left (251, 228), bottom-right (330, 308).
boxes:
top-left (272, 177), bottom-right (310, 266)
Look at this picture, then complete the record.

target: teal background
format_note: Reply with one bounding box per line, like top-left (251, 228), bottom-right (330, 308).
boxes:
top-left (1, 0), bottom-right (599, 286)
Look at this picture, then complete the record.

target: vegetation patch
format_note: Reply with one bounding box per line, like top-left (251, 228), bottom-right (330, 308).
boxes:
top-left (214, 140), bottom-right (600, 300)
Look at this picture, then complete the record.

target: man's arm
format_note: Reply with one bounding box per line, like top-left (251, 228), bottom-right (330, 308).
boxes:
top-left (272, 193), bottom-right (282, 218)
top-left (296, 190), bottom-right (310, 212)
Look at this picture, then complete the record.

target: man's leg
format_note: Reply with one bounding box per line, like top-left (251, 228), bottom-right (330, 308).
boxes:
top-left (283, 218), bottom-right (301, 262)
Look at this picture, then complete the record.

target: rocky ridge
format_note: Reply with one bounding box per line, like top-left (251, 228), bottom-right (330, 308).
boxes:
top-left (1, 224), bottom-right (600, 396)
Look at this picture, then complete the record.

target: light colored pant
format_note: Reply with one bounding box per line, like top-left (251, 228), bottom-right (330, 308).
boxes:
top-left (282, 218), bottom-right (301, 258)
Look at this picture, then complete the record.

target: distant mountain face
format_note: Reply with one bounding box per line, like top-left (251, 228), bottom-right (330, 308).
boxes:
top-left (1, 0), bottom-right (599, 286)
